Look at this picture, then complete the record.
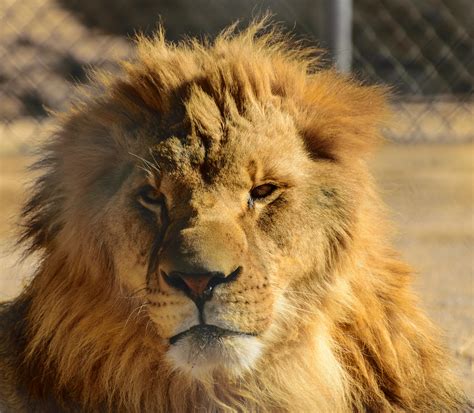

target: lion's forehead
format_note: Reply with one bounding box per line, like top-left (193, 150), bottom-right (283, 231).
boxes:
top-left (147, 128), bottom-right (306, 191)
top-left (148, 129), bottom-right (249, 190)
top-left (142, 85), bottom-right (301, 172)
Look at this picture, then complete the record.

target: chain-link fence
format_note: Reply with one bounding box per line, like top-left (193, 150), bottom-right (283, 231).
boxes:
top-left (352, 0), bottom-right (473, 143)
top-left (0, 0), bottom-right (473, 152)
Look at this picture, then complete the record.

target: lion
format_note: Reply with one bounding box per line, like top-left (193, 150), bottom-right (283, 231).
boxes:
top-left (0, 21), bottom-right (469, 412)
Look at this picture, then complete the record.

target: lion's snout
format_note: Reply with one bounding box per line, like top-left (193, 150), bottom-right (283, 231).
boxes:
top-left (162, 267), bottom-right (242, 300)
top-left (158, 218), bottom-right (247, 298)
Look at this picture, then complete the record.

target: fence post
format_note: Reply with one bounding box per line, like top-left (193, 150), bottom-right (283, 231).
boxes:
top-left (323, 0), bottom-right (353, 73)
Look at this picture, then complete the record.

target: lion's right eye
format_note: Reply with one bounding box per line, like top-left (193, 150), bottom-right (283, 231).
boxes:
top-left (250, 184), bottom-right (277, 200)
top-left (137, 185), bottom-right (162, 208)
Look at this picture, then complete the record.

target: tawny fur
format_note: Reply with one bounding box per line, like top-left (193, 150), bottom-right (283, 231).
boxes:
top-left (0, 20), bottom-right (468, 412)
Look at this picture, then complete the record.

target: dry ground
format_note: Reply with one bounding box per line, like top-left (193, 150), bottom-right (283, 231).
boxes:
top-left (0, 144), bottom-right (473, 399)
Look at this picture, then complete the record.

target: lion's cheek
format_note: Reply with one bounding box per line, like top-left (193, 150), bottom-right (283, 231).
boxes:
top-left (205, 288), bottom-right (274, 334)
top-left (109, 238), bottom-right (150, 292)
top-left (148, 301), bottom-right (199, 339)
top-left (114, 259), bottom-right (147, 292)
top-left (103, 208), bottom-right (155, 290)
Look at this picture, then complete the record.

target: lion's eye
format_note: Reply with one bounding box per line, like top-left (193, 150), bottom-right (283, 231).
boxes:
top-left (250, 184), bottom-right (277, 200)
top-left (137, 185), bottom-right (161, 207)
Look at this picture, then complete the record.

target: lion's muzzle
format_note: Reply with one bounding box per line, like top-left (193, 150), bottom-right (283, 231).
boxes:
top-left (162, 267), bottom-right (242, 300)
top-left (148, 212), bottom-right (268, 376)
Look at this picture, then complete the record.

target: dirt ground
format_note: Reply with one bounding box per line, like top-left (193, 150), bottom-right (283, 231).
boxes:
top-left (0, 144), bottom-right (473, 399)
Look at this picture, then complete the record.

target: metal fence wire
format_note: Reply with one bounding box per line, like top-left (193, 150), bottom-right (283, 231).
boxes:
top-left (0, 0), bottom-right (473, 152)
top-left (352, 0), bottom-right (473, 143)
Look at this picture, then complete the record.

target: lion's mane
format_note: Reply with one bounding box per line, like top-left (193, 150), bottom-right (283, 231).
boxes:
top-left (0, 20), bottom-right (468, 413)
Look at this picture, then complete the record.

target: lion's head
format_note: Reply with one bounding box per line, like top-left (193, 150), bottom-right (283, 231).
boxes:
top-left (23, 23), bottom-right (385, 377)
top-left (16, 21), bottom-right (464, 413)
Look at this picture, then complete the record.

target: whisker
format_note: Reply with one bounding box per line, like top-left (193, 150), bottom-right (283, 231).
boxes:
top-left (129, 151), bottom-right (160, 173)
top-left (124, 302), bottom-right (149, 328)
top-left (120, 286), bottom-right (149, 300)
top-left (275, 299), bottom-right (318, 317)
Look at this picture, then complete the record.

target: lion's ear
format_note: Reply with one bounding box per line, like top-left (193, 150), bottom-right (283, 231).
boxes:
top-left (298, 70), bottom-right (390, 161)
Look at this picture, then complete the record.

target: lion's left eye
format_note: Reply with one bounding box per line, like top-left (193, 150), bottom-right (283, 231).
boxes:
top-left (137, 185), bottom-right (161, 207)
top-left (250, 184), bottom-right (278, 200)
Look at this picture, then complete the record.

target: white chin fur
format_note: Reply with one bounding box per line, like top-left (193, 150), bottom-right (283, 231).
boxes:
top-left (166, 334), bottom-right (263, 379)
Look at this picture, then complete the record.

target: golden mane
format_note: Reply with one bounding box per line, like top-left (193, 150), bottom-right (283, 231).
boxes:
top-left (0, 19), bottom-right (467, 412)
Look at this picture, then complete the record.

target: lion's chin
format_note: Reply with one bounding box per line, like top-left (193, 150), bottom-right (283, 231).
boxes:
top-left (166, 325), bottom-right (263, 379)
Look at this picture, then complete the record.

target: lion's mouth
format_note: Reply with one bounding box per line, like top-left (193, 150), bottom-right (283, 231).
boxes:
top-left (169, 324), bottom-right (256, 345)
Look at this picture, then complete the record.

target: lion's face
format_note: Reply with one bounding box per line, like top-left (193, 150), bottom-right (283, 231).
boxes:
top-left (99, 97), bottom-right (339, 377)
top-left (29, 32), bottom-right (385, 383)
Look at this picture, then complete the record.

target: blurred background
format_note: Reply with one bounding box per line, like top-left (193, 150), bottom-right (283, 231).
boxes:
top-left (0, 0), bottom-right (473, 398)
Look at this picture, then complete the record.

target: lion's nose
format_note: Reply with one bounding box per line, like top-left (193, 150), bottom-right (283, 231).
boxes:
top-left (161, 268), bottom-right (241, 300)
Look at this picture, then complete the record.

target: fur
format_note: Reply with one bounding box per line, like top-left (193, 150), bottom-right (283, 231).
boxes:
top-left (0, 19), bottom-right (469, 412)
